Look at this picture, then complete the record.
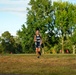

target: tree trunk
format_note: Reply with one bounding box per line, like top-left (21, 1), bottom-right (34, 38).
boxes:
top-left (62, 36), bottom-right (64, 54)
top-left (72, 45), bottom-right (75, 54)
top-left (42, 48), bottom-right (44, 54)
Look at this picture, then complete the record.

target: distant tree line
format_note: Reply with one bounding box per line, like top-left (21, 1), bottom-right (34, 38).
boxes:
top-left (0, 31), bottom-right (22, 54)
top-left (0, 0), bottom-right (76, 54)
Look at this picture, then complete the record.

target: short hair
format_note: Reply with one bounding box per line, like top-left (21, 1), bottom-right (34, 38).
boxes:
top-left (36, 27), bottom-right (39, 31)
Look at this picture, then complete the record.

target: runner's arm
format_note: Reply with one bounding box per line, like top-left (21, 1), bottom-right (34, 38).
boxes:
top-left (34, 35), bottom-right (36, 42)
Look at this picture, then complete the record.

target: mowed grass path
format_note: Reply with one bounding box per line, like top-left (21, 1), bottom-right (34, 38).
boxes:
top-left (0, 54), bottom-right (76, 75)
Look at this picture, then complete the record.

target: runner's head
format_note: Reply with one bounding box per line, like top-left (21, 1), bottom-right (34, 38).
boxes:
top-left (36, 28), bottom-right (40, 35)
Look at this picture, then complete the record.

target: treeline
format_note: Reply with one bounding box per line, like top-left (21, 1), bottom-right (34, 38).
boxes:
top-left (0, 0), bottom-right (76, 54)
top-left (0, 31), bottom-right (22, 54)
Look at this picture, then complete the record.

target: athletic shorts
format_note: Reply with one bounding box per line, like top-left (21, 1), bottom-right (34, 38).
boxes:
top-left (35, 42), bottom-right (41, 48)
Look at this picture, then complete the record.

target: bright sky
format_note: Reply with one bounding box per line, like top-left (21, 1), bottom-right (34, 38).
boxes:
top-left (0, 0), bottom-right (76, 36)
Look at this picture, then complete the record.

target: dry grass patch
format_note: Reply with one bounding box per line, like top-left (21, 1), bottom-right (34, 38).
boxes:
top-left (0, 54), bottom-right (76, 75)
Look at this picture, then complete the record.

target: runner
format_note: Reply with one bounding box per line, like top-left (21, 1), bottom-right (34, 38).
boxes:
top-left (34, 28), bottom-right (42, 58)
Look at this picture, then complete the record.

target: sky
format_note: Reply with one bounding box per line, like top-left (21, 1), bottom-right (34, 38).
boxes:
top-left (0, 0), bottom-right (76, 36)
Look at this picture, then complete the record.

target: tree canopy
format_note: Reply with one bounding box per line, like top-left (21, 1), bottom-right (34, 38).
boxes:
top-left (0, 0), bottom-right (76, 54)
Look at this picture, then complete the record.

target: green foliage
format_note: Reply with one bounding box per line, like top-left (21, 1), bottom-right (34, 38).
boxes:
top-left (17, 24), bottom-right (35, 53)
top-left (1, 0), bottom-right (76, 54)
top-left (71, 29), bottom-right (76, 45)
top-left (0, 31), bottom-right (22, 54)
top-left (53, 1), bottom-right (76, 53)
top-left (17, 0), bottom-right (57, 53)
top-left (1, 31), bottom-right (14, 53)
top-left (17, 0), bottom-right (76, 54)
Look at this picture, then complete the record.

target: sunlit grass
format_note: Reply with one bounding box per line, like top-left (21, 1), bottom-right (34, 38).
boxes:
top-left (0, 54), bottom-right (76, 75)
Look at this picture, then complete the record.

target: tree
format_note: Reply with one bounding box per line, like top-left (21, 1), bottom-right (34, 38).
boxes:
top-left (17, 0), bottom-right (76, 54)
top-left (17, 0), bottom-right (56, 53)
top-left (27, 0), bottom-right (53, 45)
top-left (14, 36), bottom-right (22, 53)
top-left (1, 31), bottom-right (16, 53)
top-left (53, 1), bottom-right (76, 53)
top-left (70, 29), bottom-right (76, 54)
top-left (17, 24), bottom-right (33, 53)
top-left (0, 37), bottom-right (2, 53)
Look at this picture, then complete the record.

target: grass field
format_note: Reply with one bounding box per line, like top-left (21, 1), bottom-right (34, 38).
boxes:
top-left (0, 54), bottom-right (76, 75)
